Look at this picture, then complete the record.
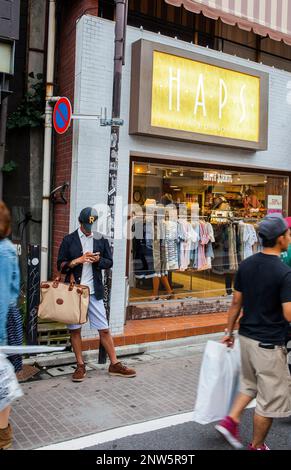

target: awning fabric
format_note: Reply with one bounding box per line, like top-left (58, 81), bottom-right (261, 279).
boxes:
top-left (165, 0), bottom-right (291, 45)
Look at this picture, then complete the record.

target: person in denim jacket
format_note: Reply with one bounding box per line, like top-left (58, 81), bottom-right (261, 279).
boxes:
top-left (0, 202), bottom-right (20, 345)
top-left (0, 201), bottom-right (20, 449)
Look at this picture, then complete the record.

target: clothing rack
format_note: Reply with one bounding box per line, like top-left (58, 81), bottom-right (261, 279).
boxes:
top-left (232, 217), bottom-right (262, 223)
top-left (132, 211), bottom-right (262, 224)
top-left (210, 216), bottom-right (233, 224)
top-left (185, 215), bottom-right (209, 220)
top-left (210, 216), bottom-right (262, 222)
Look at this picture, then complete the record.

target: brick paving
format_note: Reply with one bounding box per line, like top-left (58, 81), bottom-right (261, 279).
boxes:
top-left (10, 345), bottom-right (204, 450)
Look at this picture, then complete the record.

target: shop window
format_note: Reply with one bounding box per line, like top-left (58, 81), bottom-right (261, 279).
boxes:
top-left (128, 162), bottom-right (288, 305)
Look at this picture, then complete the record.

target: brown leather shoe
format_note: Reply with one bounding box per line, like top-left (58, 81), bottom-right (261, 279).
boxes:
top-left (109, 362), bottom-right (136, 378)
top-left (72, 363), bottom-right (86, 382)
top-left (0, 424), bottom-right (12, 450)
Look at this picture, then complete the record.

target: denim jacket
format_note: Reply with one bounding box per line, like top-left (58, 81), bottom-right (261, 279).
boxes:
top-left (0, 239), bottom-right (20, 345)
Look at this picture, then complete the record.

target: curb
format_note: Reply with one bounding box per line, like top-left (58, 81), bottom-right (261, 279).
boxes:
top-left (23, 332), bottom-right (222, 368)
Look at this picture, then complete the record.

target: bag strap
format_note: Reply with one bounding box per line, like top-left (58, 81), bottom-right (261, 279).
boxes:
top-left (52, 273), bottom-right (75, 289)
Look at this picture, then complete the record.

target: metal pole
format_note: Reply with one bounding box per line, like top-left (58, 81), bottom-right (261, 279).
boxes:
top-left (99, 0), bottom-right (128, 364)
top-left (26, 244), bottom-right (40, 345)
top-left (40, 0), bottom-right (56, 281)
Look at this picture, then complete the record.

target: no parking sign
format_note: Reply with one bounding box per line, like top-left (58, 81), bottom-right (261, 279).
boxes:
top-left (53, 97), bottom-right (72, 134)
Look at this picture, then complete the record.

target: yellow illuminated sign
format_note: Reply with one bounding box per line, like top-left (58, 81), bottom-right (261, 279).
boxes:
top-left (151, 51), bottom-right (260, 142)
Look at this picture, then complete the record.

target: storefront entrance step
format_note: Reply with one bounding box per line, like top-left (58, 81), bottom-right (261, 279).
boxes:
top-left (81, 313), bottom-right (229, 352)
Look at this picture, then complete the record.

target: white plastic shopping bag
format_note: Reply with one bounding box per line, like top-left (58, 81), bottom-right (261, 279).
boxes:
top-left (193, 340), bottom-right (241, 424)
top-left (0, 353), bottom-right (23, 412)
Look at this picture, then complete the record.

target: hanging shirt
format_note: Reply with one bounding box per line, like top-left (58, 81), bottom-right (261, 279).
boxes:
top-left (205, 223), bottom-right (215, 269)
top-left (240, 223), bottom-right (258, 260)
top-left (161, 220), bottom-right (179, 271)
top-left (178, 220), bottom-right (198, 270)
top-left (197, 222), bottom-right (209, 271)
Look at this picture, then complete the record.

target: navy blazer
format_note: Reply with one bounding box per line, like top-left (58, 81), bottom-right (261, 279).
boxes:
top-left (57, 230), bottom-right (113, 300)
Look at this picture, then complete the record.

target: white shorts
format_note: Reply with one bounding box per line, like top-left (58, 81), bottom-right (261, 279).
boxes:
top-left (68, 295), bottom-right (109, 331)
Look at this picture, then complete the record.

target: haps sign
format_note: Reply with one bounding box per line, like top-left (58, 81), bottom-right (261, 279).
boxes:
top-left (151, 51), bottom-right (260, 143)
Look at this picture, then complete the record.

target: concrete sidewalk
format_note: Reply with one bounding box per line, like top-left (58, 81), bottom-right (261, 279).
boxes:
top-left (9, 334), bottom-right (221, 450)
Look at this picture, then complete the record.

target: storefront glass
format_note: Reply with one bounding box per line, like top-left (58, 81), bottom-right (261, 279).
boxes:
top-left (129, 161), bottom-right (289, 303)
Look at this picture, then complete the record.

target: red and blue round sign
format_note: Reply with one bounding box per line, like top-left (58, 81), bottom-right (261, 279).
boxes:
top-left (53, 97), bottom-right (72, 134)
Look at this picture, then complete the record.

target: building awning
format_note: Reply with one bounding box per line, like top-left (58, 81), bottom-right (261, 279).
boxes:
top-left (165, 0), bottom-right (291, 45)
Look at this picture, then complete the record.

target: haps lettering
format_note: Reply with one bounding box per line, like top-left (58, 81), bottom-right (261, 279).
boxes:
top-left (168, 68), bottom-right (247, 123)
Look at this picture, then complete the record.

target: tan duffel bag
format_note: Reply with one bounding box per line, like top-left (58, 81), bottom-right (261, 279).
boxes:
top-left (38, 275), bottom-right (90, 325)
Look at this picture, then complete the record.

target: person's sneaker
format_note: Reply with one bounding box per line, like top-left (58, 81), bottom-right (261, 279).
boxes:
top-left (0, 424), bottom-right (12, 450)
top-left (72, 363), bottom-right (86, 382)
top-left (247, 443), bottom-right (270, 451)
top-left (215, 416), bottom-right (243, 449)
top-left (109, 362), bottom-right (136, 378)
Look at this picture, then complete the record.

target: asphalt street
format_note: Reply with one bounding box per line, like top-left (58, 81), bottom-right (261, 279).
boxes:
top-left (87, 409), bottom-right (291, 451)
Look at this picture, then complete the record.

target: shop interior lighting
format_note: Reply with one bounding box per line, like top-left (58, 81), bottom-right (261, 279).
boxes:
top-left (179, 169), bottom-right (184, 177)
top-left (237, 174), bottom-right (241, 182)
top-left (264, 176), bottom-right (268, 183)
top-left (147, 165), bottom-right (151, 174)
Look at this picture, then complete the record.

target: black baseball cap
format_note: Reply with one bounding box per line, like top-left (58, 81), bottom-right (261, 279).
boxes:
top-left (258, 214), bottom-right (289, 241)
top-left (79, 207), bottom-right (98, 232)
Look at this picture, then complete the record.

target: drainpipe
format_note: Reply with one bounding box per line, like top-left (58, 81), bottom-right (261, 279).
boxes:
top-left (0, 97), bottom-right (8, 199)
top-left (40, 0), bottom-right (57, 281)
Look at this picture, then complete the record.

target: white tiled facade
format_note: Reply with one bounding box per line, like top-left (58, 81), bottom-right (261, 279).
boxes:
top-left (72, 16), bottom-right (291, 337)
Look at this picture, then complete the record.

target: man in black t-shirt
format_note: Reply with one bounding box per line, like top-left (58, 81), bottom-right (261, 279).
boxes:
top-left (215, 214), bottom-right (291, 451)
